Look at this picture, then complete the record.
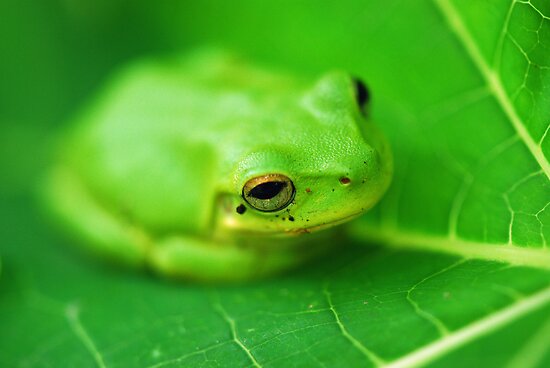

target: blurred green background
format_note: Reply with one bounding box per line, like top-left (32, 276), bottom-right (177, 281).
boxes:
top-left (2, 1), bottom-right (550, 367)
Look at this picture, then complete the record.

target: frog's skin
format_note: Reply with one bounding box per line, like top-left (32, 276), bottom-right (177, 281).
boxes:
top-left (45, 51), bottom-right (392, 281)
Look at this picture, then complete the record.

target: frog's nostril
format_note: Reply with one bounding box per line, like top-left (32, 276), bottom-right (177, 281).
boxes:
top-left (339, 177), bottom-right (351, 185)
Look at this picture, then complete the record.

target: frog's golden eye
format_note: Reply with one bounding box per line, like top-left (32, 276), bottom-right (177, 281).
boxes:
top-left (353, 77), bottom-right (370, 110)
top-left (242, 174), bottom-right (295, 212)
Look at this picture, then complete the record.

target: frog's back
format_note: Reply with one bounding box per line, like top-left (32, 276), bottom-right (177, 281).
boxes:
top-left (96, 50), bottom-right (305, 139)
top-left (58, 51), bottom-right (306, 237)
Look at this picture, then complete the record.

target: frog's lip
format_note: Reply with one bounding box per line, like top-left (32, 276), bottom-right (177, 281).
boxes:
top-left (285, 211), bottom-right (363, 235)
top-left (225, 211), bottom-right (363, 236)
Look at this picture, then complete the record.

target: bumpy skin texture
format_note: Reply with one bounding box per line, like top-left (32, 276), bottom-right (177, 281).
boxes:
top-left (45, 51), bottom-right (392, 281)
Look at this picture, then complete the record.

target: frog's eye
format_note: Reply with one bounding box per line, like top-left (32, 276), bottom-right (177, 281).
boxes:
top-left (353, 77), bottom-right (370, 111)
top-left (242, 174), bottom-right (295, 212)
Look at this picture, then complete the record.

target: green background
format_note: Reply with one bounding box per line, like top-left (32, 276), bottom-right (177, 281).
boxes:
top-left (1, 0), bottom-right (550, 367)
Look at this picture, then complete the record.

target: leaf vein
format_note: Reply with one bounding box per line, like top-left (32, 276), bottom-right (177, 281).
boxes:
top-left (214, 302), bottom-right (262, 368)
top-left (323, 285), bottom-right (385, 366)
top-left (406, 260), bottom-right (466, 336)
top-left (65, 303), bottom-right (107, 368)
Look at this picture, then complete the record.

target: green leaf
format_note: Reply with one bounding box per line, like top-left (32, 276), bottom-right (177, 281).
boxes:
top-left (1, 0), bottom-right (550, 367)
top-left (354, 0), bottom-right (550, 268)
top-left (2, 204), bottom-right (550, 367)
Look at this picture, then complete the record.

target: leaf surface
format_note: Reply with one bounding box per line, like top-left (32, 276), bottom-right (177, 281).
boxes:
top-left (1, 0), bottom-right (549, 367)
top-left (354, 0), bottom-right (550, 266)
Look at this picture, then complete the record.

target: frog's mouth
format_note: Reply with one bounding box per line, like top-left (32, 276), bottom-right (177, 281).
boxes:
top-left (220, 200), bottom-right (364, 237)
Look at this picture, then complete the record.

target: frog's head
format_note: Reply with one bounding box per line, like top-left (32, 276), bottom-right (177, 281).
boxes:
top-left (219, 71), bottom-right (392, 236)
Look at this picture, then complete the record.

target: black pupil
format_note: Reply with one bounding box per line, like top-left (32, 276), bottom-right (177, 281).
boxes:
top-left (353, 78), bottom-right (369, 107)
top-left (249, 181), bottom-right (286, 200)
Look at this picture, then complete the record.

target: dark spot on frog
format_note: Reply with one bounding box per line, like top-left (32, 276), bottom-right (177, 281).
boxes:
top-left (331, 188), bottom-right (335, 192)
top-left (288, 215), bottom-right (295, 222)
top-left (282, 217), bottom-right (286, 221)
top-left (236, 204), bottom-right (246, 214)
top-left (340, 177), bottom-right (351, 185)
top-left (362, 179), bottom-right (366, 184)
top-left (305, 188), bottom-right (311, 193)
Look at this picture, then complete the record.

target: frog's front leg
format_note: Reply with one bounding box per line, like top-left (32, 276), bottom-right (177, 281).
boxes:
top-left (149, 237), bottom-right (260, 281)
top-left (149, 235), bottom-right (329, 282)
